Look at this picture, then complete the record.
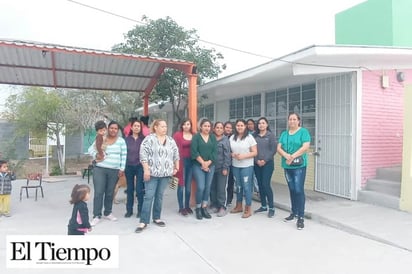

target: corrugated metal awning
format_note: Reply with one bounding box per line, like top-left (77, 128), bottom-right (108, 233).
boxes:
top-left (0, 39), bottom-right (196, 93)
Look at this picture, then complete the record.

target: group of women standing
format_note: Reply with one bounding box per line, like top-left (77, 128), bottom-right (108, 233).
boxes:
top-left (169, 112), bottom-right (310, 231)
top-left (89, 112), bottom-right (310, 233)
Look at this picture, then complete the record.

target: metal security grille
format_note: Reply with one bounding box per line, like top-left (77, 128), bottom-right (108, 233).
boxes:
top-left (315, 73), bottom-right (354, 198)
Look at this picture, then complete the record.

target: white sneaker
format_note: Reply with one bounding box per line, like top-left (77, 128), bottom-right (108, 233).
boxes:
top-left (104, 214), bottom-right (118, 221)
top-left (90, 217), bottom-right (101, 226)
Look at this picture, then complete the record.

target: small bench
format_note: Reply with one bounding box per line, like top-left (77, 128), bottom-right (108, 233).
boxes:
top-left (82, 164), bottom-right (93, 184)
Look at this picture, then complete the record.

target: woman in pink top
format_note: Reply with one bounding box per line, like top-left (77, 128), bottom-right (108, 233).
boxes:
top-left (173, 119), bottom-right (194, 216)
top-left (123, 117), bottom-right (138, 137)
top-left (140, 116), bottom-right (150, 136)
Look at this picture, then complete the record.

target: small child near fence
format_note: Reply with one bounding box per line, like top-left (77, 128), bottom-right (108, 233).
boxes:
top-left (67, 184), bottom-right (92, 235)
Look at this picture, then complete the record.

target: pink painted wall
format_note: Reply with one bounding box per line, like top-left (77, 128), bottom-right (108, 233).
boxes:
top-left (361, 69), bottom-right (412, 186)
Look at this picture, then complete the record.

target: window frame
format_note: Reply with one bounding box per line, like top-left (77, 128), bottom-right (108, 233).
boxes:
top-left (265, 83), bottom-right (316, 146)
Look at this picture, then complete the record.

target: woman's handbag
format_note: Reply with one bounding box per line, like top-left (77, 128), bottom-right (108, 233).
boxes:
top-left (290, 156), bottom-right (303, 166)
top-left (169, 176), bottom-right (178, 190)
top-left (287, 134), bottom-right (303, 166)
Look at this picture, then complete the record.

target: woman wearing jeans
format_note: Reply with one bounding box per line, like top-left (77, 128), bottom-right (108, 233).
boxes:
top-left (277, 112), bottom-right (311, 230)
top-left (191, 119), bottom-right (217, 220)
top-left (135, 119), bottom-right (179, 233)
top-left (173, 119), bottom-right (194, 216)
top-left (229, 119), bottom-right (257, 218)
top-left (253, 117), bottom-right (277, 218)
top-left (124, 120), bottom-right (145, 218)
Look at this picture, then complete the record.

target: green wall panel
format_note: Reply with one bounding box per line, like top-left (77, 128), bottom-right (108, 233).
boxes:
top-left (392, 0), bottom-right (412, 46)
top-left (335, 0), bottom-right (412, 47)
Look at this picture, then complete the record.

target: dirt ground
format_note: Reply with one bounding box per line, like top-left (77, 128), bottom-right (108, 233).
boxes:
top-left (10, 156), bottom-right (92, 179)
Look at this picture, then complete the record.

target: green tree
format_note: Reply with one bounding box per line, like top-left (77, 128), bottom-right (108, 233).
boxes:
top-left (2, 86), bottom-right (143, 169)
top-left (112, 16), bottom-right (224, 131)
top-left (3, 87), bottom-right (69, 172)
top-left (62, 89), bottom-right (143, 132)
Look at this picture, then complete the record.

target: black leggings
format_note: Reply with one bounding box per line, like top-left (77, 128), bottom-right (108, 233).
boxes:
top-left (68, 229), bottom-right (85, 235)
top-left (226, 167), bottom-right (234, 205)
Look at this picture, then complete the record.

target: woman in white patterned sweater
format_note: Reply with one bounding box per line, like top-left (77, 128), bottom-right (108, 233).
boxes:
top-left (135, 119), bottom-right (180, 233)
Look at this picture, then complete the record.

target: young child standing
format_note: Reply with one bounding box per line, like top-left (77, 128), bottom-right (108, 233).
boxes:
top-left (0, 160), bottom-right (16, 217)
top-left (94, 120), bottom-right (107, 162)
top-left (67, 184), bottom-right (92, 235)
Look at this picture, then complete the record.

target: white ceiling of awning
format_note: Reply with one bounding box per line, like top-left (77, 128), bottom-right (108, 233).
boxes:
top-left (0, 39), bottom-right (195, 92)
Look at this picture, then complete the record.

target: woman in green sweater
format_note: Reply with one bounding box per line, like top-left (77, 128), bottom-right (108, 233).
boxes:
top-left (191, 118), bottom-right (217, 220)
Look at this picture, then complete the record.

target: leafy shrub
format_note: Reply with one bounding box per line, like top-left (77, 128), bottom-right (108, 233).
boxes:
top-left (50, 165), bottom-right (62, 176)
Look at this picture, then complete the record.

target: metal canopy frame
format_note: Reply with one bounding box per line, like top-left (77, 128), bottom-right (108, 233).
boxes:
top-left (0, 39), bottom-right (198, 128)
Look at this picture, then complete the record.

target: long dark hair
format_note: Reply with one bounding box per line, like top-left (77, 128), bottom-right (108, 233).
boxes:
top-left (199, 118), bottom-right (212, 133)
top-left (223, 121), bottom-right (233, 137)
top-left (214, 121), bottom-right (224, 129)
top-left (106, 120), bottom-right (124, 138)
top-left (213, 121), bottom-right (224, 136)
top-left (179, 118), bottom-right (193, 134)
top-left (246, 118), bottom-right (256, 132)
top-left (128, 120), bottom-right (145, 139)
top-left (256, 117), bottom-right (271, 134)
top-left (233, 119), bottom-right (248, 141)
top-left (288, 112), bottom-right (301, 126)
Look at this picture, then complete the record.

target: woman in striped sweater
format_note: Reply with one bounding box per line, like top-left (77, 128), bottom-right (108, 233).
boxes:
top-left (88, 120), bottom-right (127, 226)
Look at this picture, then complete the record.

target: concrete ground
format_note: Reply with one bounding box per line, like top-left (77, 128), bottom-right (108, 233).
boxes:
top-left (1, 175), bottom-right (412, 274)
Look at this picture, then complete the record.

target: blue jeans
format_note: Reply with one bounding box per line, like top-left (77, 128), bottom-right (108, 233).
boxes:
top-left (192, 164), bottom-right (215, 207)
top-left (92, 166), bottom-right (119, 218)
top-left (284, 167), bottom-right (306, 218)
top-left (254, 160), bottom-right (274, 209)
top-left (177, 157), bottom-right (193, 209)
top-left (125, 164), bottom-right (144, 215)
top-left (139, 176), bottom-right (169, 225)
top-left (232, 166), bottom-right (254, 206)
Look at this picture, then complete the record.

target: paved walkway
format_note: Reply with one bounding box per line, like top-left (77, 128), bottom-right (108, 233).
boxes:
top-left (1, 175), bottom-right (412, 273)
top-left (274, 183), bottom-right (412, 252)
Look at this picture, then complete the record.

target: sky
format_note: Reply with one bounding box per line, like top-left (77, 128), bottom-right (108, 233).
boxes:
top-left (0, 0), bottom-right (365, 110)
